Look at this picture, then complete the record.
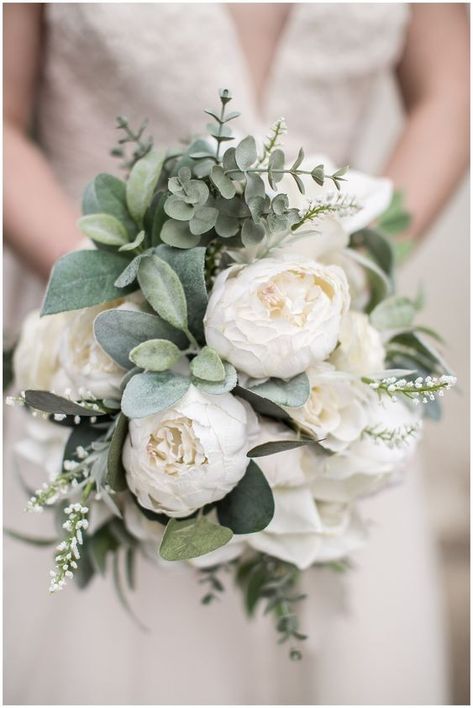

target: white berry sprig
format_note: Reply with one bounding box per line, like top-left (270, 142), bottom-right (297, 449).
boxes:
top-left (363, 374), bottom-right (457, 404)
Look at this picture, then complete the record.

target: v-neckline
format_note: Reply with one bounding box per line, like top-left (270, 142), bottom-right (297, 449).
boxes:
top-left (220, 3), bottom-right (298, 121)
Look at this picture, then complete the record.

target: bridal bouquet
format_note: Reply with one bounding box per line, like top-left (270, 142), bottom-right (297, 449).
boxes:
top-left (7, 90), bottom-right (456, 658)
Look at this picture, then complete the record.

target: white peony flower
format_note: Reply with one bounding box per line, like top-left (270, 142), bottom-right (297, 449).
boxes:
top-left (204, 255), bottom-right (350, 379)
top-left (330, 311), bottom-right (385, 375)
top-left (305, 397), bottom-right (422, 503)
top-left (286, 364), bottom-right (372, 452)
top-left (252, 418), bottom-right (307, 487)
top-left (247, 485), bottom-right (367, 570)
top-left (13, 309), bottom-right (69, 392)
top-left (122, 386), bottom-right (254, 518)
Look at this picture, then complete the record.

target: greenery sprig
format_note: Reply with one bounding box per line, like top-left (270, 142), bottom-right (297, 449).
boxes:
top-left (111, 116), bottom-right (154, 172)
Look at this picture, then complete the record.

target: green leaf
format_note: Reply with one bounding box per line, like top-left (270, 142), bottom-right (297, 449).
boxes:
top-left (41, 250), bottom-right (133, 316)
top-left (78, 213), bottom-right (129, 247)
top-left (3, 343), bottom-right (15, 391)
top-left (217, 461), bottom-right (274, 533)
top-left (94, 309), bottom-right (187, 369)
top-left (129, 339), bottom-right (182, 371)
top-left (370, 295), bottom-right (418, 331)
top-left (126, 149), bottom-right (164, 224)
top-left (159, 516), bottom-right (233, 561)
top-left (161, 219), bottom-right (201, 248)
top-left (119, 230), bottom-right (145, 252)
top-left (215, 213), bottom-right (240, 238)
top-left (249, 373), bottom-right (310, 408)
top-left (137, 254), bottom-right (188, 331)
top-left (4, 529), bottom-right (58, 546)
top-left (192, 362), bottom-right (237, 394)
top-left (164, 195), bottom-right (194, 221)
top-left (245, 173), bottom-right (265, 202)
top-left (311, 164), bottom-right (325, 186)
top-left (106, 413), bottom-right (129, 492)
top-left (350, 228), bottom-right (394, 277)
top-left (235, 136), bottom-right (257, 170)
top-left (222, 147), bottom-right (244, 180)
top-left (345, 249), bottom-right (392, 311)
top-left (292, 173), bottom-right (305, 194)
top-left (267, 149), bottom-right (285, 188)
top-left (241, 219), bottom-right (266, 246)
top-left (377, 190), bottom-right (411, 236)
top-left (190, 346), bottom-right (225, 382)
top-left (234, 385), bottom-right (290, 421)
top-left (291, 148), bottom-right (304, 171)
top-left (247, 439), bottom-right (318, 458)
top-left (24, 390), bottom-right (105, 417)
top-left (74, 540), bottom-right (96, 589)
top-left (121, 371), bottom-right (190, 418)
top-left (82, 173), bottom-right (137, 239)
top-left (210, 165), bottom-right (236, 199)
top-left (114, 253), bottom-right (147, 288)
top-left (88, 523), bottom-right (119, 575)
top-left (148, 193), bottom-right (168, 247)
top-left (189, 206), bottom-right (218, 235)
top-left (155, 245), bottom-right (208, 345)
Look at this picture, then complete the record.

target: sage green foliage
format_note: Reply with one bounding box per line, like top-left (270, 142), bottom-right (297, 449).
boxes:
top-left (24, 391), bottom-right (104, 417)
top-left (94, 309), bottom-right (187, 370)
top-left (82, 173), bottom-right (138, 239)
top-left (217, 461), bottom-right (274, 534)
top-left (248, 372), bottom-right (310, 408)
top-left (377, 191), bottom-right (411, 236)
top-left (159, 516), bottom-right (233, 561)
top-left (192, 362), bottom-right (237, 394)
top-left (126, 149), bottom-right (164, 225)
top-left (121, 371), bottom-right (190, 418)
top-left (129, 339), bottom-right (182, 372)
top-left (78, 213), bottom-right (129, 247)
top-left (247, 439), bottom-right (320, 458)
top-left (190, 347), bottom-right (225, 382)
top-left (137, 254), bottom-right (188, 332)
top-left (41, 250), bottom-right (133, 316)
top-left (106, 414), bottom-right (128, 492)
top-left (370, 295), bottom-right (419, 331)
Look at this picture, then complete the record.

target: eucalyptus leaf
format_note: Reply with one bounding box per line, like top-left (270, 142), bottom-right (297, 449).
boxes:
top-left (222, 147), bottom-right (244, 181)
top-left (41, 250), bottom-right (134, 315)
top-left (311, 165), bottom-right (325, 186)
top-left (190, 347), bottom-right (226, 382)
top-left (159, 516), bottom-right (233, 561)
top-left (249, 372), bottom-right (310, 408)
top-left (121, 371), bottom-right (190, 418)
top-left (106, 414), bottom-right (128, 492)
top-left (129, 339), bottom-right (182, 371)
top-left (94, 309), bottom-right (187, 369)
top-left (189, 206), bottom-right (218, 235)
top-left (235, 136), bottom-right (257, 170)
top-left (267, 149), bottom-right (285, 187)
top-left (217, 461), bottom-right (274, 534)
top-left (161, 219), bottom-right (201, 248)
top-left (137, 254), bottom-right (188, 331)
top-left (78, 213), bottom-right (129, 247)
top-left (245, 173), bottom-right (265, 202)
top-left (241, 219), bottom-right (266, 246)
top-left (215, 213), bottom-right (240, 238)
top-left (210, 165), bottom-right (236, 199)
top-left (164, 195), bottom-right (195, 221)
top-left (126, 149), bottom-right (164, 224)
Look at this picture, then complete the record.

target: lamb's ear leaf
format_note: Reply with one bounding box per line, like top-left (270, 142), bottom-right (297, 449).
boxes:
top-left (126, 149), bottom-right (165, 225)
top-left (192, 362), bottom-right (237, 394)
top-left (82, 173), bottom-right (137, 239)
top-left (137, 254), bottom-right (188, 332)
top-left (78, 213), bottom-right (129, 247)
top-left (41, 250), bottom-right (134, 315)
top-left (159, 516), bottom-right (233, 561)
top-left (248, 372), bottom-right (310, 408)
top-left (106, 414), bottom-right (128, 492)
top-left (129, 339), bottom-right (182, 372)
top-left (155, 245), bottom-right (208, 344)
top-left (217, 461), bottom-right (274, 534)
top-left (370, 295), bottom-right (418, 331)
top-left (190, 347), bottom-right (225, 382)
top-left (121, 371), bottom-right (190, 418)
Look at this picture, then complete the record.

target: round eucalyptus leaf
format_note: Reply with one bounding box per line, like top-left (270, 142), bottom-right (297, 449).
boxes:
top-left (241, 219), bottom-right (266, 246)
top-left (210, 165), bottom-right (236, 199)
top-left (164, 195), bottom-right (194, 221)
top-left (189, 206), bottom-right (218, 236)
top-left (222, 147), bottom-right (244, 181)
top-left (235, 136), bottom-right (257, 171)
top-left (215, 213), bottom-right (240, 238)
top-left (161, 219), bottom-right (201, 249)
top-left (183, 180), bottom-right (209, 206)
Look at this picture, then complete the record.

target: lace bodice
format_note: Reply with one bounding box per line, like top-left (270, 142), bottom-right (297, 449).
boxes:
top-left (38, 3), bottom-right (409, 201)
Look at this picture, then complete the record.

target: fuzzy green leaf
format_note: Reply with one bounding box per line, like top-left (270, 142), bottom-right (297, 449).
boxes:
top-left (159, 516), bottom-right (233, 561)
top-left (370, 295), bottom-right (418, 331)
top-left (190, 346), bottom-right (226, 382)
top-left (129, 339), bottom-right (182, 371)
top-left (118, 230), bottom-right (145, 252)
top-left (249, 373), bottom-right (310, 408)
top-left (192, 362), bottom-right (237, 394)
top-left (137, 254), bottom-right (188, 331)
top-left (82, 173), bottom-right (137, 239)
top-left (217, 461), bottom-right (274, 534)
top-left (126, 149), bottom-right (164, 224)
top-left (78, 213), bottom-right (129, 247)
top-left (41, 250), bottom-right (133, 315)
top-left (94, 309), bottom-right (187, 369)
top-left (121, 371), bottom-right (190, 418)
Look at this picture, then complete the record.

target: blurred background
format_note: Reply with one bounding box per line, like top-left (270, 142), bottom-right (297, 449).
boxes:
top-left (3, 2), bottom-right (470, 704)
top-left (354, 76), bottom-right (469, 704)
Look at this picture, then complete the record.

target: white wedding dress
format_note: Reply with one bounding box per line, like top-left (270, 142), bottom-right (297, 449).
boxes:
top-left (4, 4), bottom-right (449, 704)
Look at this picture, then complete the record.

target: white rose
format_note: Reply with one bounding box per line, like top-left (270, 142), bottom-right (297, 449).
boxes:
top-left (330, 311), bottom-right (385, 375)
top-left (14, 417), bottom-right (70, 481)
top-left (286, 364), bottom-right (372, 452)
top-left (56, 298), bottom-right (142, 400)
top-left (247, 485), bottom-right (367, 570)
top-left (280, 154), bottom-right (393, 234)
top-left (13, 309), bottom-right (69, 391)
top-left (123, 386), bottom-right (253, 518)
top-left (305, 397), bottom-right (422, 503)
top-left (204, 255), bottom-right (350, 379)
top-left (253, 418), bottom-right (307, 487)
